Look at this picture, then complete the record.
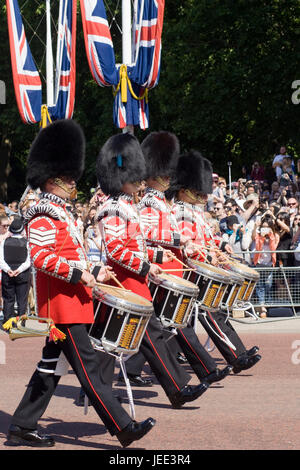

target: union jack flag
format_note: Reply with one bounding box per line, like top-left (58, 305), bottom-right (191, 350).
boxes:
top-left (49, 0), bottom-right (77, 120)
top-left (80, 0), bottom-right (118, 87)
top-left (80, 0), bottom-right (165, 130)
top-left (7, 0), bottom-right (77, 124)
top-left (6, 0), bottom-right (42, 124)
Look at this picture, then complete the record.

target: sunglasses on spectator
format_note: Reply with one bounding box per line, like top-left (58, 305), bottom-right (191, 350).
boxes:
top-left (214, 207), bottom-right (223, 210)
top-left (288, 202), bottom-right (297, 206)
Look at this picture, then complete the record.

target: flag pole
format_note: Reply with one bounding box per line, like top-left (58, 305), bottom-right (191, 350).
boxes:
top-left (122, 0), bottom-right (134, 134)
top-left (46, 0), bottom-right (54, 107)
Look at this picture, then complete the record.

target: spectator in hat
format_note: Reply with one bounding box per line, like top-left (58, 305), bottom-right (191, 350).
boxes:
top-left (0, 217), bottom-right (31, 324)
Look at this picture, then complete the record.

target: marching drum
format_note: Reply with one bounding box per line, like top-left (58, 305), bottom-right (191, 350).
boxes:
top-left (184, 259), bottom-right (232, 310)
top-left (90, 285), bottom-right (154, 355)
top-left (149, 273), bottom-right (199, 329)
top-left (220, 271), bottom-right (244, 310)
top-left (225, 260), bottom-right (260, 302)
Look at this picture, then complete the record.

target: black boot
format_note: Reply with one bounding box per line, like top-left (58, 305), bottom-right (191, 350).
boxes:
top-left (246, 346), bottom-right (260, 357)
top-left (176, 352), bottom-right (188, 364)
top-left (202, 365), bottom-right (233, 385)
top-left (169, 383), bottom-right (208, 409)
top-left (118, 374), bottom-right (153, 387)
top-left (7, 425), bottom-right (55, 447)
top-left (232, 354), bottom-right (262, 374)
top-left (116, 418), bottom-right (156, 448)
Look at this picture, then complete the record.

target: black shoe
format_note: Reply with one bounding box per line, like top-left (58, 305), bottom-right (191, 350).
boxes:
top-left (7, 425), bottom-right (55, 447)
top-left (118, 374), bottom-right (153, 387)
top-left (246, 346), bottom-right (260, 357)
top-left (116, 418), bottom-right (156, 448)
top-left (232, 354), bottom-right (262, 374)
top-left (176, 352), bottom-right (188, 364)
top-left (169, 383), bottom-right (208, 409)
top-left (202, 365), bottom-right (233, 385)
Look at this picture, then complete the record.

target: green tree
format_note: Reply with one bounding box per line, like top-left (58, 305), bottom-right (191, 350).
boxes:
top-left (150, 0), bottom-right (300, 179)
top-left (1, 0), bottom-right (300, 202)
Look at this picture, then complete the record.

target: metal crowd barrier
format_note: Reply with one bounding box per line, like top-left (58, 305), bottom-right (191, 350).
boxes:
top-left (203, 249), bottom-right (300, 352)
top-left (233, 249), bottom-right (300, 316)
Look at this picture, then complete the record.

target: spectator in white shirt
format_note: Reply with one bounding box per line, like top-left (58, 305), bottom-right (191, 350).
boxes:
top-left (0, 217), bottom-right (31, 324)
top-left (272, 146), bottom-right (291, 181)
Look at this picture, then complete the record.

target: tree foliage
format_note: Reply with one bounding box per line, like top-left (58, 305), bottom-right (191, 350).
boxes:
top-left (0, 0), bottom-right (300, 201)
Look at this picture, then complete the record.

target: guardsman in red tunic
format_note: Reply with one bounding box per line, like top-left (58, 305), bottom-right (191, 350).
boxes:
top-left (7, 120), bottom-right (155, 449)
top-left (97, 132), bottom-right (208, 408)
top-left (122, 131), bottom-right (232, 386)
top-left (170, 150), bottom-right (261, 374)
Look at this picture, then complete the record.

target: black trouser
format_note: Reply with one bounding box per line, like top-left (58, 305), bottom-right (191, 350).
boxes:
top-left (91, 302), bottom-right (191, 397)
top-left (11, 324), bottom-right (132, 436)
top-left (2, 270), bottom-right (31, 322)
top-left (138, 315), bottom-right (191, 395)
top-left (197, 310), bottom-right (246, 364)
top-left (124, 322), bottom-right (216, 381)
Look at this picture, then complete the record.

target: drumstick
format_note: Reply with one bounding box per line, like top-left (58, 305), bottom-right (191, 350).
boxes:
top-left (96, 282), bottom-right (131, 292)
top-left (98, 261), bottom-right (128, 290)
top-left (161, 268), bottom-right (196, 273)
top-left (157, 245), bottom-right (192, 269)
top-left (109, 272), bottom-right (127, 290)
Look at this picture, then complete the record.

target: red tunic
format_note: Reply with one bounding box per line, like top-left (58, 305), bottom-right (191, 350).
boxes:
top-left (172, 200), bottom-right (223, 262)
top-left (138, 188), bottom-right (183, 276)
top-left (98, 194), bottom-right (163, 300)
top-left (25, 193), bottom-right (97, 324)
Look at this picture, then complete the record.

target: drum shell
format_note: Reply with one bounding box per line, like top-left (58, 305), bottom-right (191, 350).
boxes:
top-left (224, 261), bottom-right (259, 302)
top-left (149, 273), bottom-right (199, 329)
top-left (90, 286), bottom-right (153, 355)
top-left (185, 259), bottom-right (232, 310)
top-left (221, 272), bottom-right (244, 309)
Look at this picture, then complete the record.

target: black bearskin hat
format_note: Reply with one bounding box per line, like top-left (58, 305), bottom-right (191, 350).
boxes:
top-left (141, 131), bottom-right (180, 179)
top-left (26, 119), bottom-right (85, 190)
top-left (96, 133), bottom-right (146, 196)
top-left (170, 150), bottom-right (213, 196)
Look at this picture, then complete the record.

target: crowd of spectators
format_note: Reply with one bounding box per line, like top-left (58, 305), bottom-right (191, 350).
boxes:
top-left (205, 146), bottom-right (300, 267)
top-left (0, 145), bottom-right (299, 319)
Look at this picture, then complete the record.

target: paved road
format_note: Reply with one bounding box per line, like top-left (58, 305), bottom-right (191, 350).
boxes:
top-left (0, 317), bottom-right (299, 452)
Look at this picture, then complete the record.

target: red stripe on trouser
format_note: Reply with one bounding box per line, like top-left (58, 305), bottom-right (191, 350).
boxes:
top-left (67, 328), bottom-right (121, 432)
top-left (145, 330), bottom-right (180, 391)
top-left (178, 330), bottom-right (210, 374)
top-left (206, 312), bottom-right (238, 359)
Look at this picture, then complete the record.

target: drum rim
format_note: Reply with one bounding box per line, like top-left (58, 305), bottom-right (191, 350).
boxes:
top-left (186, 259), bottom-right (232, 283)
top-left (149, 273), bottom-right (199, 296)
top-left (225, 271), bottom-right (244, 285)
top-left (226, 261), bottom-right (259, 280)
top-left (93, 287), bottom-right (154, 315)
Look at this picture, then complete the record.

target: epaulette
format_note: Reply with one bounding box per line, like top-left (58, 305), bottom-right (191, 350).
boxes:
top-left (23, 199), bottom-right (63, 224)
top-left (97, 199), bottom-right (129, 222)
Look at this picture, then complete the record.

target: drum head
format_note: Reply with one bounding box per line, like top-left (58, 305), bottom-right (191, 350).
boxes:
top-left (187, 259), bottom-right (232, 283)
top-left (149, 272), bottom-right (199, 296)
top-left (93, 285), bottom-right (153, 314)
top-left (226, 261), bottom-right (259, 281)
